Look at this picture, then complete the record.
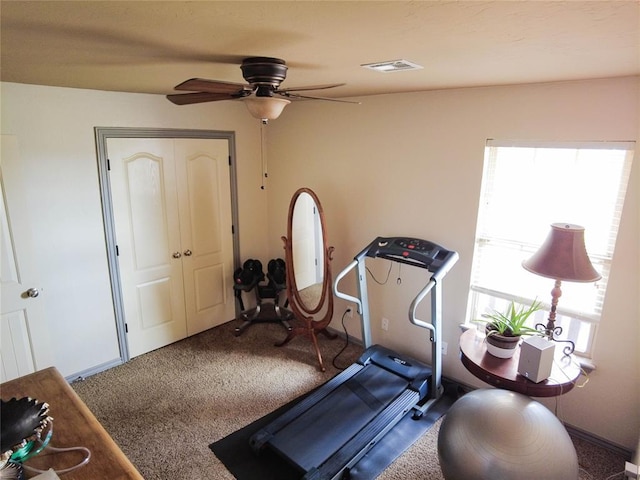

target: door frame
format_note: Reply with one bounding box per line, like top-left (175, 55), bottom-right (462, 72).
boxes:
top-left (95, 127), bottom-right (240, 362)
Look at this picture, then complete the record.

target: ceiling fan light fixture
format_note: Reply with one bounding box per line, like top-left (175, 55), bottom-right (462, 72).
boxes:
top-left (361, 59), bottom-right (423, 73)
top-left (244, 96), bottom-right (291, 122)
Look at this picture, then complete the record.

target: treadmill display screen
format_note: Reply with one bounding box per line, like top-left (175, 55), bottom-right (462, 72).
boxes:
top-left (364, 236), bottom-right (454, 272)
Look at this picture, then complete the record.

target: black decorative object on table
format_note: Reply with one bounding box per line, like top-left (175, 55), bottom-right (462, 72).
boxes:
top-left (1, 397), bottom-right (51, 478)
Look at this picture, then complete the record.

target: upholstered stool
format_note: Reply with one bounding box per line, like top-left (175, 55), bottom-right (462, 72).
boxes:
top-left (437, 388), bottom-right (578, 480)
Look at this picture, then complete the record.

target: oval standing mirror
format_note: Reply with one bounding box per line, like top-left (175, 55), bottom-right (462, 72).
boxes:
top-left (277, 188), bottom-right (336, 371)
top-left (290, 190), bottom-right (326, 312)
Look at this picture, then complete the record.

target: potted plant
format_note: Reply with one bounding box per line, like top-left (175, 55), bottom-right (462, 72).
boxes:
top-left (474, 299), bottom-right (543, 358)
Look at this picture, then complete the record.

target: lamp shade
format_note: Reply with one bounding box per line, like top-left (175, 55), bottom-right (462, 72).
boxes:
top-left (522, 223), bottom-right (601, 282)
top-left (244, 96), bottom-right (290, 121)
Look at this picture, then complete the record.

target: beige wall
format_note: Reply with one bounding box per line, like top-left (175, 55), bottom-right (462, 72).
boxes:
top-left (0, 82), bottom-right (270, 375)
top-left (1, 77), bottom-right (638, 451)
top-left (265, 77), bottom-right (639, 450)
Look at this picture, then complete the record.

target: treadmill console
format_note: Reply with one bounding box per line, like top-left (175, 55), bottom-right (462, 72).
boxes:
top-left (364, 236), bottom-right (454, 273)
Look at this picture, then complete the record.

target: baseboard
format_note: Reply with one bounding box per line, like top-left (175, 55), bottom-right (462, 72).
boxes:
top-left (67, 357), bottom-right (125, 383)
top-left (327, 325), bottom-right (363, 346)
top-left (564, 424), bottom-right (633, 460)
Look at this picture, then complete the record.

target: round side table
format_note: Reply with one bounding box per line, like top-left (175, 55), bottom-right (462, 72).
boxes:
top-left (459, 328), bottom-right (582, 397)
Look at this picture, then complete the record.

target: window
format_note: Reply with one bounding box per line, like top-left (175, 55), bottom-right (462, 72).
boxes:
top-left (467, 140), bottom-right (634, 358)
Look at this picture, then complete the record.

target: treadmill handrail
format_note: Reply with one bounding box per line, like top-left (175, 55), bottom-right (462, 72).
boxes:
top-left (409, 251), bottom-right (459, 335)
top-left (333, 259), bottom-right (363, 314)
top-left (409, 279), bottom-right (437, 335)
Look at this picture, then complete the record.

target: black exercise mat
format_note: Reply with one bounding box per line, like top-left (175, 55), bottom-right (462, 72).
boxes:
top-left (210, 383), bottom-right (457, 480)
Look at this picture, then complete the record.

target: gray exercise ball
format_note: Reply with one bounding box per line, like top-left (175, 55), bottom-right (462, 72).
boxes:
top-left (437, 389), bottom-right (578, 480)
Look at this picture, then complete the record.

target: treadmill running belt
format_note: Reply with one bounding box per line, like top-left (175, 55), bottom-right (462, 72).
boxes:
top-left (267, 364), bottom-right (409, 472)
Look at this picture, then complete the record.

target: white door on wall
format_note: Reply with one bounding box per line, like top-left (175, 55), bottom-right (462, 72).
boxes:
top-left (107, 137), bottom-right (235, 358)
top-left (1, 135), bottom-right (54, 381)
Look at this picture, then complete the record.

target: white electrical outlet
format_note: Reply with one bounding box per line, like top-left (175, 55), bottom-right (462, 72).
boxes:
top-left (625, 461), bottom-right (639, 479)
top-left (441, 342), bottom-right (448, 355)
top-left (381, 317), bottom-right (389, 331)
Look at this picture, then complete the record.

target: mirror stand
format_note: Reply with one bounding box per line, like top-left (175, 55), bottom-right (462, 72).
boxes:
top-left (277, 240), bottom-right (337, 371)
top-left (276, 188), bottom-right (337, 372)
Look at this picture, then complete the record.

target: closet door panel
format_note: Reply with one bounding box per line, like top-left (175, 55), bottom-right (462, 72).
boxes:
top-left (108, 138), bottom-right (187, 357)
top-left (175, 139), bottom-right (235, 335)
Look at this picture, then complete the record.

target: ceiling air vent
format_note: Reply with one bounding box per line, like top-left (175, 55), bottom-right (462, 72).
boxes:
top-left (361, 59), bottom-right (423, 73)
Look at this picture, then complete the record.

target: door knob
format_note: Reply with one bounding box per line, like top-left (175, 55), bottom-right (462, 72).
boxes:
top-left (183, 249), bottom-right (192, 256)
top-left (27, 288), bottom-right (40, 298)
top-left (172, 252), bottom-right (182, 259)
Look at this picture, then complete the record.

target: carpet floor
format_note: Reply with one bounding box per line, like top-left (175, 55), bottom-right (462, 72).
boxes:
top-left (72, 320), bottom-right (628, 479)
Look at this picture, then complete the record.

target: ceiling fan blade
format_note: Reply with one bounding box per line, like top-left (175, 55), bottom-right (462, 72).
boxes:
top-left (278, 83), bottom-right (346, 93)
top-left (278, 92), bottom-right (361, 104)
top-left (173, 78), bottom-right (251, 95)
top-left (166, 92), bottom-right (240, 105)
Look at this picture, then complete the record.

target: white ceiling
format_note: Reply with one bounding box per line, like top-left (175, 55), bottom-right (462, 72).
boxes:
top-left (1, 1), bottom-right (639, 101)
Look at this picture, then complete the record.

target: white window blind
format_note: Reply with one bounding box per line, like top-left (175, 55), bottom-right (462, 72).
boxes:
top-left (467, 140), bottom-right (634, 356)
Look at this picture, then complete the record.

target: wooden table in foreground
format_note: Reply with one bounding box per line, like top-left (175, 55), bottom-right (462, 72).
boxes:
top-left (1, 367), bottom-right (143, 480)
top-left (459, 328), bottom-right (582, 397)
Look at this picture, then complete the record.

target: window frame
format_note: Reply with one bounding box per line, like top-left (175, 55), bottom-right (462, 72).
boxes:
top-left (466, 139), bottom-right (634, 358)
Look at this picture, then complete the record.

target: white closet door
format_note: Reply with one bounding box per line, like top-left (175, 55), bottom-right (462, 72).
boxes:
top-left (107, 137), bottom-right (235, 357)
top-left (108, 138), bottom-right (187, 357)
top-left (174, 139), bottom-right (235, 335)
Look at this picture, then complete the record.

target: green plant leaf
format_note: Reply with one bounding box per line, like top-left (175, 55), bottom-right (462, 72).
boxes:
top-left (472, 299), bottom-right (543, 337)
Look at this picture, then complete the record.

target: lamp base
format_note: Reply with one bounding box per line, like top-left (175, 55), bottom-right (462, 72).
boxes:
top-left (535, 322), bottom-right (575, 356)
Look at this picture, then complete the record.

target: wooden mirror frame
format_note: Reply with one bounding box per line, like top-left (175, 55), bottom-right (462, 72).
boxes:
top-left (277, 188), bottom-right (336, 371)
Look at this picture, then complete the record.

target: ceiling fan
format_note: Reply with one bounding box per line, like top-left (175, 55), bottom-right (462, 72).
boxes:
top-left (167, 57), bottom-right (357, 123)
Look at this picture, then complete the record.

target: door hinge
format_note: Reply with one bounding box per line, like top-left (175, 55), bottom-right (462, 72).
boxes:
top-left (125, 323), bottom-right (128, 333)
top-left (228, 155), bottom-right (232, 166)
top-left (107, 158), bottom-right (111, 171)
top-left (231, 225), bottom-right (235, 235)
top-left (115, 245), bottom-right (119, 256)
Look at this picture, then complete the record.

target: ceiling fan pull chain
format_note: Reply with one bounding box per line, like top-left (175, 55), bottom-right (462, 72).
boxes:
top-left (260, 122), bottom-right (268, 190)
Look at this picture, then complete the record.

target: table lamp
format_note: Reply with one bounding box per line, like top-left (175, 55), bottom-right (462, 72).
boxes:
top-left (522, 223), bottom-right (601, 355)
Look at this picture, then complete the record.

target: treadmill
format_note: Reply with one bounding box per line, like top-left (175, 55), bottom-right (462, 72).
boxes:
top-left (250, 236), bottom-right (458, 480)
